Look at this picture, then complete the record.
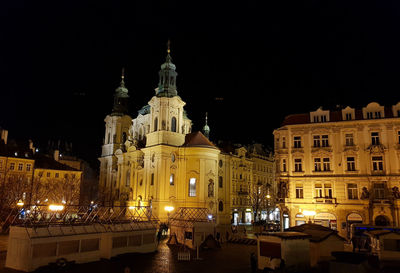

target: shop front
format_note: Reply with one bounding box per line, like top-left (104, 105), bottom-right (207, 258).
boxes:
top-left (314, 212), bottom-right (337, 230)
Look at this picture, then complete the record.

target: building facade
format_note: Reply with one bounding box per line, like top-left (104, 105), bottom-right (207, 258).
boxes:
top-left (274, 102), bottom-right (400, 238)
top-left (0, 133), bottom-right (82, 207)
top-left (98, 46), bottom-right (275, 226)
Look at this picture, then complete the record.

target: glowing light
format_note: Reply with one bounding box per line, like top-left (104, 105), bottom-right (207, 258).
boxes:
top-left (17, 200), bottom-right (24, 207)
top-left (164, 206), bottom-right (174, 212)
top-left (266, 194), bottom-right (271, 199)
top-left (303, 210), bottom-right (316, 216)
top-left (129, 206), bottom-right (136, 210)
top-left (49, 205), bottom-right (64, 211)
top-left (207, 214), bottom-right (213, 220)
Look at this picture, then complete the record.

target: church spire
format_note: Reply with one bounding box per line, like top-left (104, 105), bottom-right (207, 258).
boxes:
top-left (112, 67), bottom-right (130, 115)
top-left (203, 112), bottom-right (210, 139)
top-left (155, 40), bottom-right (178, 98)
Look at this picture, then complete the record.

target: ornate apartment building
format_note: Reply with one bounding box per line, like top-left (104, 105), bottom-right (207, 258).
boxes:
top-left (98, 45), bottom-right (274, 226)
top-left (274, 102), bottom-right (400, 238)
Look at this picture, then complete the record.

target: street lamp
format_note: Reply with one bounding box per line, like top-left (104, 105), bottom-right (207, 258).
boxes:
top-left (164, 206), bottom-right (174, 234)
top-left (303, 210), bottom-right (316, 224)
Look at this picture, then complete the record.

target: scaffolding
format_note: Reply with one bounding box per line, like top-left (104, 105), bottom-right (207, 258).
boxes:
top-left (0, 204), bottom-right (159, 237)
top-left (169, 207), bottom-right (214, 228)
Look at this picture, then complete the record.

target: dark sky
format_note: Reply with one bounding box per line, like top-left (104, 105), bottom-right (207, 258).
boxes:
top-left (0, 0), bottom-right (399, 168)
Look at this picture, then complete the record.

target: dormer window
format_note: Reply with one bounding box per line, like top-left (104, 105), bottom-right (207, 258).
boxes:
top-left (363, 102), bottom-right (384, 119)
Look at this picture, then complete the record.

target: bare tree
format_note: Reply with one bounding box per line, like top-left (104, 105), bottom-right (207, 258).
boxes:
top-left (250, 182), bottom-right (276, 222)
top-left (47, 175), bottom-right (81, 205)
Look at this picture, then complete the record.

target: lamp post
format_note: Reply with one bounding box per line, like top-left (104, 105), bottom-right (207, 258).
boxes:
top-left (164, 206), bottom-right (174, 235)
top-left (303, 210), bottom-right (316, 224)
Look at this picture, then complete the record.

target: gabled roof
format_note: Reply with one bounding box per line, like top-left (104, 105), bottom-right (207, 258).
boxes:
top-left (182, 131), bottom-right (217, 149)
top-left (286, 223), bottom-right (345, 242)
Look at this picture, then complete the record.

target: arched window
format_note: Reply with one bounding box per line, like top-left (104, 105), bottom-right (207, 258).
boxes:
top-left (171, 117), bottom-right (177, 132)
top-left (189, 178), bottom-right (196, 197)
top-left (218, 201), bottom-right (223, 212)
top-left (154, 117), bottom-right (158, 132)
top-left (219, 176), bottom-right (223, 188)
top-left (208, 179), bottom-right (214, 197)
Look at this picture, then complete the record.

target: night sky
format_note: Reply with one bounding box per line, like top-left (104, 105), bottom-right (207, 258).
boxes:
top-left (0, 1), bottom-right (399, 169)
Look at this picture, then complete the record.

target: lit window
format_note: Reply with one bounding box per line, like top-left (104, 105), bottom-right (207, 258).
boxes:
top-left (315, 184), bottom-right (323, 197)
top-left (170, 174), bottom-right (174, 185)
top-left (324, 184), bottom-right (332, 198)
top-left (189, 178), bottom-right (196, 197)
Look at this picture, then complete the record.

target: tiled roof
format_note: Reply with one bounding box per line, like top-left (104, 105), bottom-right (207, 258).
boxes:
top-left (33, 154), bottom-right (79, 171)
top-left (182, 131), bottom-right (217, 149)
top-left (281, 105), bottom-right (397, 126)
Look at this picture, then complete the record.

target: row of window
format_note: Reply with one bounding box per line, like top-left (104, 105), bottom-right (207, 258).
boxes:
top-left (0, 162), bottom-right (33, 171)
top-left (282, 156), bottom-right (384, 172)
top-left (295, 183), bottom-right (387, 200)
top-left (277, 131), bottom-right (400, 149)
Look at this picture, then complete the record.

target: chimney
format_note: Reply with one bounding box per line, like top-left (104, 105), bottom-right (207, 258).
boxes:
top-left (1, 129), bottom-right (8, 145)
top-left (54, 150), bottom-right (60, 161)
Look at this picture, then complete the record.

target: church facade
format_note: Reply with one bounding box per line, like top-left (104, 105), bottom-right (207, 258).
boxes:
top-left (98, 47), bottom-right (274, 226)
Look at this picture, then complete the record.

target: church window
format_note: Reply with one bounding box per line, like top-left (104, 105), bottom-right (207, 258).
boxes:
top-left (170, 174), bottom-right (174, 185)
top-left (171, 117), bottom-right (177, 132)
top-left (219, 160), bottom-right (223, 167)
top-left (139, 179), bottom-right (143, 186)
top-left (219, 176), bottom-right (223, 188)
top-left (189, 178), bottom-right (196, 197)
top-left (151, 173), bottom-right (154, 185)
top-left (154, 117), bottom-right (158, 131)
top-left (218, 201), bottom-right (223, 212)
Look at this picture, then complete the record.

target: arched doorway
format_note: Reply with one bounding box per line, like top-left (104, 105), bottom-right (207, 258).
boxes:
top-left (346, 212), bottom-right (363, 238)
top-left (375, 215), bottom-right (390, 226)
top-left (314, 212), bottom-right (337, 230)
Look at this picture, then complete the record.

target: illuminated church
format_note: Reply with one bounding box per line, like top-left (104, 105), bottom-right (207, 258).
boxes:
top-left (98, 45), bottom-right (274, 226)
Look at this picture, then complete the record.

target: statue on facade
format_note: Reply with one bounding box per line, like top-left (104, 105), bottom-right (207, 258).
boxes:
top-left (277, 181), bottom-right (288, 198)
top-left (392, 186), bottom-right (400, 199)
top-left (208, 180), bottom-right (214, 197)
top-left (361, 187), bottom-right (370, 199)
